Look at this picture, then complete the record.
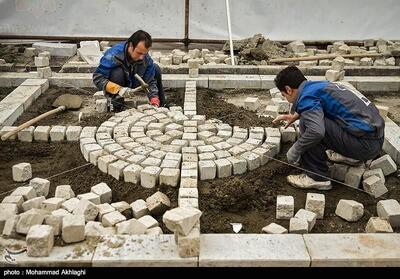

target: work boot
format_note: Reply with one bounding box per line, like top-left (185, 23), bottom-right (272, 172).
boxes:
top-left (326, 150), bottom-right (362, 166)
top-left (287, 174), bottom-right (332, 190)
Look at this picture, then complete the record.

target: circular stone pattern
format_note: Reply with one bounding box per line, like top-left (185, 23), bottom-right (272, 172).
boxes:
top-left (79, 104), bottom-right (280, 188)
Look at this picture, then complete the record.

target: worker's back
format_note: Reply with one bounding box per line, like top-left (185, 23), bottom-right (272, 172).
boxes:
top-left (295, 80), bottom-right (384, 139)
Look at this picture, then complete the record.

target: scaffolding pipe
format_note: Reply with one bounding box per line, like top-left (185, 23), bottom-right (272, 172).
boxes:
top-left (225, 0), bottom-right (235, 65)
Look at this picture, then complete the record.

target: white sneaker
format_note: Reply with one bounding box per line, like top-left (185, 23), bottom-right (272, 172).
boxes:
top-left (287, 174), bottom-right (332, 190)
top-left (326, 150), bottom-right (362, 166)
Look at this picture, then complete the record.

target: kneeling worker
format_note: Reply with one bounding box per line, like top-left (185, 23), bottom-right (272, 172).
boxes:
top-left (273, 65), bottom-right (385, 190)
top-left (93, 30), bottom-right (165, 111)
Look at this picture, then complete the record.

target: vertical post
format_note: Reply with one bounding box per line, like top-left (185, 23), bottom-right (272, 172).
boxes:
top-left (225, 0), bottom-right (235, 65)
top-left (184, 0), bottom-right (190, 48)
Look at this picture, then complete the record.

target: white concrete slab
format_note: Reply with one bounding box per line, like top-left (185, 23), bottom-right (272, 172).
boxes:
top-left (347, 76), bottom-right (400, 92)
top-left (1, 86), bottom-right (41, 110)
top-left (49, 73), bottom-right (95, 88)
top-left (20, 79), bottom-right (49, 94)
top-left (0, 102), bottom-right (23, 127)
top-left (0, 242), bottom-right (94, 267)
top-left (163, 74), bottom-right (208, 88)
top-left (0, 72), bottom-right (37, 87)
top-left (92, 235), bottom-right (197, 267)
top-left (304, 233), bottom-right (400, 267)
top-left (209, 75), bottom-right (261, 89)
top-left (199, 234), bottom-right (310, 267)
top-left (383, 118), bottom-right (400, 164)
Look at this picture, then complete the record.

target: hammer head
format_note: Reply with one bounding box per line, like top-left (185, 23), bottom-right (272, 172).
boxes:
top-left (134, 74), bottom-right (150, 94)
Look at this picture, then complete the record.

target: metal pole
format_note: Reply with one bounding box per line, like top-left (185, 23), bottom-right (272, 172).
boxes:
top-left (184, 0), bottom-right (190, 48)
top-left (225, 0), bottom-right (235, 65)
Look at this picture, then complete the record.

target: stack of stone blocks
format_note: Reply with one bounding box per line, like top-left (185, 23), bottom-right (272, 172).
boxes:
top-left (325, 56), bottom-right (345, 82)
top-left (34, 51), bottom-right (52, 79)
top-left (328, 153), bottom-right (397, 198)
top-left (1, 174), bottom-right (174, 257)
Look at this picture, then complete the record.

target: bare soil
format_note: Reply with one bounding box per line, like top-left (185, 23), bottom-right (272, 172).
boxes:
top-left (196, 88), bottom-right (400, 234)
top-left (1, 87), bottom-right (399, 235)
top-left (367, 92), bottom-right (400, 125)
top-left (0, 87), bottom-right (16, 102)
top-left (0, 141), bottom-right (178, 233)
top-left (14, 87), bottom-right (186, 127)
top-left (0, 43), bottom-right (70, 70)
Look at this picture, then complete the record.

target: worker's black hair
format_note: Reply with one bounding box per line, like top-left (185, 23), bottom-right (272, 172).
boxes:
top-left (274, 65), bottom-right (307, 92)
top-left (128, 30), bottom-right (152, 49)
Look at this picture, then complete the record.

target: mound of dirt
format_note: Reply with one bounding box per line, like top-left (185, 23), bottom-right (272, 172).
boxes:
top-left (222, 34), bottom-right (292, 64)
top-left (196, 88), bottom-right (277, 128)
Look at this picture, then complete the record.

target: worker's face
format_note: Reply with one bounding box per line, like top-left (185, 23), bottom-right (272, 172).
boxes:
top-left (128, 41), bottom-right (149, 61)
top-left (281, 86), bottom-right (298, 103)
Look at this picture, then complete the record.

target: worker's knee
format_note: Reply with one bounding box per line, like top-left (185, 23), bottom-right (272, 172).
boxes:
top-left (109, 67), bottom-right (126, 86)
top-left (154, 63), bottom-right (162, 80)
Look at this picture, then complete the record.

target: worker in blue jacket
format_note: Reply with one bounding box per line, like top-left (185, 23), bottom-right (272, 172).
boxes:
top-left (93, 30), bottom-right (165, 111)
top-left (273, 65), bottom-right (384, 190)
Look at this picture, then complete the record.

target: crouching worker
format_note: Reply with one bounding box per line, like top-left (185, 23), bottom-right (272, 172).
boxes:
top-left (93, 30), bottom-right (165, 112)
top-left (273, 65), bottom-right (385, 190)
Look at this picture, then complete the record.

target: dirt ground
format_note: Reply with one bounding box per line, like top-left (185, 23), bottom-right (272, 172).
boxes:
top-left (0, 44), bottom-right (71, 70)
top-left (1, 87), bottom-right (399, 235)
top-left (0, 87), bottom-right (15, 101)
top-left (14, 87), bottom-right (185, 127)
top-left (0, 141), bottom-right (178, 234)
top-left (195, 88), bottom-right (400, 234)
top-left (367, 92), bottom-right (400, 125)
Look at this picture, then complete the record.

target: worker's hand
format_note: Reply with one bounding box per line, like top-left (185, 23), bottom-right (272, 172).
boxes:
top-left (273, 113), bottom-right (300, 129)
top-left (287, 145), bottom-right (301, 166)
top-left (118, 87), bottom-right (135, 98)
top-left (149, 97), bottom-right (160, 107)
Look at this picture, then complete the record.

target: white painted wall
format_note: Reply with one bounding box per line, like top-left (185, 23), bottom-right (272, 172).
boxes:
top-left (0, 0), bottom-right (399, 40)
top-left (0, 0), bottom-right (185, 38)
top-left (189, 0), bottom-right (400, 40)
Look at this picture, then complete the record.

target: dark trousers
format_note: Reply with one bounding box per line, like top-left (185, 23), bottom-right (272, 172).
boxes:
top-left (300, 117), bottom-right (383, 181)
top-left (107, 64), bottom-right (165, 111)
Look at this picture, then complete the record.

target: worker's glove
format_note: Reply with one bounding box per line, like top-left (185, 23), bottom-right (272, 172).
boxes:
top-left (149, 97), bottom-right (160, 107)
top-left (287, 145), bottom-right (301, 166)
top-left (118, 87), bottom-right (135, 98)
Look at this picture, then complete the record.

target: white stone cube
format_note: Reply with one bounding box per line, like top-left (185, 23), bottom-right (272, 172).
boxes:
top-left (62, 215), bottom-right (85, 243)
top-left (34, 56), bottom-right (49, 67)
top-left (262, 223), bottom-right (288, 234)
top-left (370, 154), bottom-right (397, 176)
top-left (11, 186), bottom-right (36, 201)
top-left (66, 126), bottom-right (82, 141)
top-left (73, 199), bottom-right (99, 222)
top-left (138, 215), bottom-right (159, 229)
top-left (362, 175), bottom-right (388, 198)
top-left (61, 198), bottom-right (80, 213)
top-left (335, 199), bottom-right (364, 222)
top-left (377, 199), bottom-right (400, 228)
top-left (77, 192), bottom-right (101, 205)
top-left (140, 166), bottom-right (161, 188)
top-left (26, 225), bottom-right (53, 257)
top-left (294, 209), bottom-right (317, 232)
top-left (41, 197), bottom-right (64, 212)
top-left (131, 199), bottom-right (149, 219)
top-left (101, 211), bottom-right (126, 227)
top-left (305, 193), bottom-right (325, 219)
top-left (146, 191), bottom-right (171, 215)
top-left (49, 126), bottom-right (66, 141)
top-left (12, 162), bottom-right (32, 182)
top-left (289, 218), bottom-right (308, 234)
top-left (276, 195), bottom-right (294, 220)
top-left (18, 126), bottom-right (35, 142)
top-left (365, 217), bottom-right (393, 233)
top-left (29, 177), bottom-right (50, 197)
top-left (33, 126), bottom-right (51, 141)
top-left (91, 182), bottom-right (112, 203)
top-left (55, 185), bottom-right (75, 200)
